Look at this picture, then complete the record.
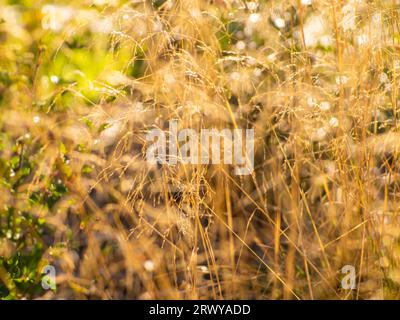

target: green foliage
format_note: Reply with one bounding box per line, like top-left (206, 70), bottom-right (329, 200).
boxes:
top-left (0, 207), bottom-right (48, 299)
top-left (0, 134), bottom-right (68, 298)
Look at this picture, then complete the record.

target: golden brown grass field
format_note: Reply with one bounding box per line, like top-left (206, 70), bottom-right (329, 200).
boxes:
top-left (1, 0), bottom-right (400, 300)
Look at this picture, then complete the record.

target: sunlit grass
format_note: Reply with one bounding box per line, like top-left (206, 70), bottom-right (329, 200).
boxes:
top-left (0, 0), bottom-right (400, 299)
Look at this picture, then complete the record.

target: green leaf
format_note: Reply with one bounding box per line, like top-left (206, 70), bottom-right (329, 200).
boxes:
top-left (81, 164), bottom-right (93, 174)
top-left (59, 143), bottom-right (67, 155)
top-left (98, 122), bottom-right (110, 133)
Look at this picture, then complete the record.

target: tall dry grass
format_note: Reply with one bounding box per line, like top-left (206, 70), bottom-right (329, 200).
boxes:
top-left (1, 0), bottom-right (400, 299)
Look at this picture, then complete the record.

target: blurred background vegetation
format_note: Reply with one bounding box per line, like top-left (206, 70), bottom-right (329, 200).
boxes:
top-left (1, 0), bottom-right (400, 299)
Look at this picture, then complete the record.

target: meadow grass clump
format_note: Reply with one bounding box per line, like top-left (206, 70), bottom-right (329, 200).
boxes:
top-left (0, 0), bottom-right (400, 299)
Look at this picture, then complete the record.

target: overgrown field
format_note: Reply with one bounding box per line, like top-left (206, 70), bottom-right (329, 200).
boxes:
top-left (1, 0), bottom-right (400, 299)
